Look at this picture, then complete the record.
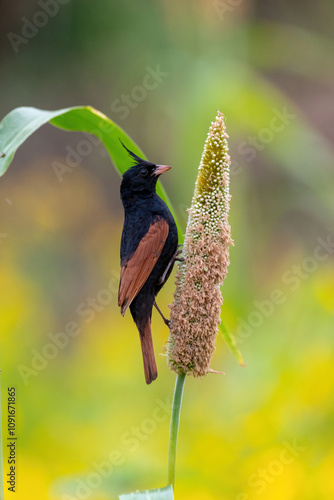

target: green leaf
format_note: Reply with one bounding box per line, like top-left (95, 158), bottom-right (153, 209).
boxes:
top-left (219, 321), bottom-right (245, 367)
top-left (0, 106), bottom-right (182, 236)
top-left (119, 485), bottom-right (173, 500)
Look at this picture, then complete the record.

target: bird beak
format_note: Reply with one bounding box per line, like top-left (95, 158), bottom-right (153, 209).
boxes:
top-left (153, 165), bottom-right (172, 176)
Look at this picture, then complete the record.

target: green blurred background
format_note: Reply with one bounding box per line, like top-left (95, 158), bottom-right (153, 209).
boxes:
top-left (1, 1), bottom-right (334, 499)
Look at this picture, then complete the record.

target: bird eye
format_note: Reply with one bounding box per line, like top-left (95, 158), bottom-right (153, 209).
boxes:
top-left (140, 169), bottom-right (148, 178)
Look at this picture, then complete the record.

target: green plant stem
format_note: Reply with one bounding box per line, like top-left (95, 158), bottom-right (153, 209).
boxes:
top-left (167, 372), bottom-right (186, 487)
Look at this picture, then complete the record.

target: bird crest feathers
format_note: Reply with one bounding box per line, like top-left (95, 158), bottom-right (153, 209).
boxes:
top-left (119, 139), bottom-right (155, 169)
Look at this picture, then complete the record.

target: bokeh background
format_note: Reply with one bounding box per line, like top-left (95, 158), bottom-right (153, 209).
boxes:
top-left (1, 1), bottom-right (334, 499)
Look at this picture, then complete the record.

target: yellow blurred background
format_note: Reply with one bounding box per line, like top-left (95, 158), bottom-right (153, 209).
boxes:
top-left (1, 1), bottom-right (334, 499)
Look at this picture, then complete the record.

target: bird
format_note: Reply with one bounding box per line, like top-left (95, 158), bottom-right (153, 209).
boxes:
top-left (118, 143), bottom-right (179, 384)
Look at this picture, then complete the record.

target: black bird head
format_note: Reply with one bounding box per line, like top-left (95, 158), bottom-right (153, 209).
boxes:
top-left (120, 141), bottom-right (171, 197)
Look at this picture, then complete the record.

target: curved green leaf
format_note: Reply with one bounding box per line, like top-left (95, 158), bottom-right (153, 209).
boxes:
top-left (0, 106), bottom-right (181, 236)
top-left (219, 321), bottom-right (245, 367)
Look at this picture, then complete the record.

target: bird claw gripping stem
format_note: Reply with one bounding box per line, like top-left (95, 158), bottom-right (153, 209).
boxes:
top-left (159, 247), bottom-right (184, 285)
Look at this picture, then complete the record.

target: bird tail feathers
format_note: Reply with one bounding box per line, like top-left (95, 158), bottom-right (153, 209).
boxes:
top-left (137, 317), bottom-right (158, 384)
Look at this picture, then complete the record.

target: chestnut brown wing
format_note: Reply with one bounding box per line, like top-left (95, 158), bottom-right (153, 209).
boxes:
top-left (118, 218), bottom-right (169, 315)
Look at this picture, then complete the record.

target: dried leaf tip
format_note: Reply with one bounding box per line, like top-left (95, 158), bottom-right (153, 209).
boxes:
top-left (167, 111), bottom-right (233, 377)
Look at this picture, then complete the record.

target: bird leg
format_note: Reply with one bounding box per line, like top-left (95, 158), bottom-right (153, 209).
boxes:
top-left (154, 300), bottom-right (170, 327)
top-left (174, 243), bottom-right (184, 260)
top-left (158, 246), bottom-right (184, 285)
